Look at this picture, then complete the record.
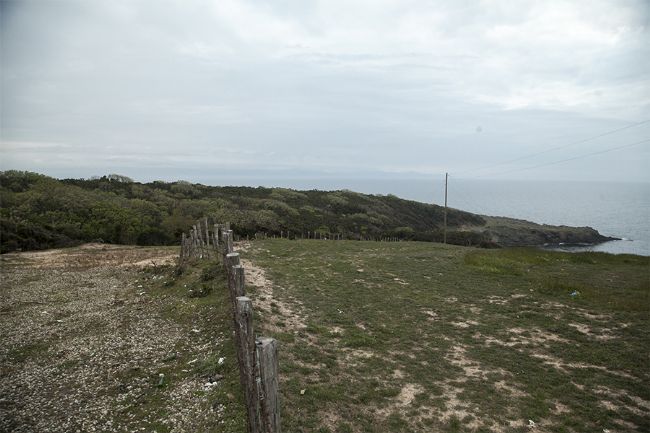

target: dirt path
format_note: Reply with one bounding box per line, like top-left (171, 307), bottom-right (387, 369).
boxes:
top-left (240, 257), bottom-right (307, 334)
top-left (0, 244), bottom-right (237, 433)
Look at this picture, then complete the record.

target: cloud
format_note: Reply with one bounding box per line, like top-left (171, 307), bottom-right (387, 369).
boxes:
top-left (1, 0), bottom-right (649, 182)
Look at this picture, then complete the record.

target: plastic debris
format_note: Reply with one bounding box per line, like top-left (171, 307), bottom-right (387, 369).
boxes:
top-left (570, 290), bottom-right (580, 297)
top-left (218, 357), bottom-right (225, 365)
top-left (203, 381), bottom-right (219, 391)
top-left (528, 420), bottom-right (536, 428)
top-left (300, 389), bottom-right (306, 395)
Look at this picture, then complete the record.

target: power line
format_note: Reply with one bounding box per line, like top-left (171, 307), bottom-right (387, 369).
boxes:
top-left (470, 137), bottom-right (650, 179)
top-left (454, 119), bottom-right (650, 177)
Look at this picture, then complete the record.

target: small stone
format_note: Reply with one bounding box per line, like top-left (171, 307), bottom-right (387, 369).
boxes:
top-left (300, 389), bottom-right (306, 395)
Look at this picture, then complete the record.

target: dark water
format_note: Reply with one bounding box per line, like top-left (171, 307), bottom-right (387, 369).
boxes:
top-left (220, 178), bottom-right (650, 256)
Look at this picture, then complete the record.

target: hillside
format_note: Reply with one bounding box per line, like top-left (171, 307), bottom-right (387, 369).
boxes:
top-left (0, 171), bottom-right (613, 253)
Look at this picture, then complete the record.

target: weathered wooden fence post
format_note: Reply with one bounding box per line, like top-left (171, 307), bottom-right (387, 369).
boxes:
top-left (226, 252), bottom-right (240, 270)
top-left (190, 229), bottom-right (197, 257)
top-left (256, 337), bottom-right (280, 433)
top-left (226, 229), bottom-right (234, 253)
top-left (222, 230), bottom-right (233, 267)
top-left (203, 217), bottom-right (210, 249)
top-left (233, 265), bottom-right (245, 298)
top-left (194, 224), bottom-right (205, 257)
top-left (213, 224), bottom-right (220, 251)
top-left (193, 224), bottom-right (200, 250)
top-left (236, 296), bottom-right (262, 433)
top-left (226, 253), bottom-right (241, 307)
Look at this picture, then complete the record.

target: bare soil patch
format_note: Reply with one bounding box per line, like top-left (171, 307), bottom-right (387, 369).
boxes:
top-left (240, 257), bottom-right (307, 333)
top-left (0, 245), bottom-right (241, 433)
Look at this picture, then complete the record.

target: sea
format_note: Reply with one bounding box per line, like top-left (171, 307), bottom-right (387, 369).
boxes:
top-left (233, 178), bottom-right (650, 256)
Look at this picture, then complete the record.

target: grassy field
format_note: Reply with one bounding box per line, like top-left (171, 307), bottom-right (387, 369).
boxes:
top-left (3, 241), bottom-right (648, 432)
top-left (239, 240), bottom-right (650, 433)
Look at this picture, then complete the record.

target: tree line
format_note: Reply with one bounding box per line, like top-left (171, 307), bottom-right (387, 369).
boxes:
top-left (0, 171), bottom-right (493, 253)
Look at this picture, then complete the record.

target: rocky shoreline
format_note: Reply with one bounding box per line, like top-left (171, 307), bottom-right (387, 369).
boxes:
top-left (476, 216), bottom-right (618, 248)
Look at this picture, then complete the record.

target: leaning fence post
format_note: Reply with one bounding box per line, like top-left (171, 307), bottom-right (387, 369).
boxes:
top-left (256, 337), bottom-right (280, 433)
top-left (236, 297), bottom-right (262, 433)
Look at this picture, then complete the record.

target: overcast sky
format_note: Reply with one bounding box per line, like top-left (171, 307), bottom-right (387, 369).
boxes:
top-left (1, 0), bottom-right (649, 185)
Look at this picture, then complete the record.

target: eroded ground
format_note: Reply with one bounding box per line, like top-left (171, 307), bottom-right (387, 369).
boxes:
top-left (241, 240), bottom-right (650, 433)
top-left (0, 244), bottom-right (246, 433)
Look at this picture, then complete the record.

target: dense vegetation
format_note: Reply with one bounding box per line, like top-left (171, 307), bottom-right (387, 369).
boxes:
top-left (0, 171), bottom-right (489, 253)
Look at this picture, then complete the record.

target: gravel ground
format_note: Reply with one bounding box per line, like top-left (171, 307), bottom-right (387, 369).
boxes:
top-left (0, 244), bottom-right (239, 433)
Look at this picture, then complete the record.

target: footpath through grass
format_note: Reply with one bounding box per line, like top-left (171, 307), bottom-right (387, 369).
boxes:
top-left (242, 240), bottom-right (650, 433)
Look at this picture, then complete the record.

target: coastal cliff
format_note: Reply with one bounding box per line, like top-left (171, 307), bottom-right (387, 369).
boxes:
top-left (475, 216), bottom-right (617, 247)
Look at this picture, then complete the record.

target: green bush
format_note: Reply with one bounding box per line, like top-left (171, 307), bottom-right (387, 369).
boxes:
top-left (0, 170), bottom-right (487, 252)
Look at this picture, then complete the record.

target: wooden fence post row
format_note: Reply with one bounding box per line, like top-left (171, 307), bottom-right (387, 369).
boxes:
top-left (179, 219), bottom-right (235, 263)
top-left (225, 252), bottom-right (281, 433)
top-left (180, 218), bottom-right (406, 265)
top-left (179, 218), bottom-right (281, 433)
top-left (247, 231), bottom-right (406, 242)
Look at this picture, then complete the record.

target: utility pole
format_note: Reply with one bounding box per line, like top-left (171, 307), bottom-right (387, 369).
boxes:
top-left (443, 172), bottom-right (448, 244)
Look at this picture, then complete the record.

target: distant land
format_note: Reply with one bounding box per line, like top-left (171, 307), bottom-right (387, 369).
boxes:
top-left (0, 171), bottom-right (615, 253)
